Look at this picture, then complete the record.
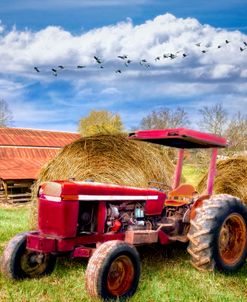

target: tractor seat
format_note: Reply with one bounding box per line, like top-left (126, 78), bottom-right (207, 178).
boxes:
top-left (165, 184), bottom-right (197, 207)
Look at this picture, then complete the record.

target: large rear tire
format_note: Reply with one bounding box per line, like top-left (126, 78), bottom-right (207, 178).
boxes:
top-left (187, 194), bottom-right (247, 272)
top-left (85, 240), bottom-right (140, 301)
top-left (1, 232), bottom-right (56, 279)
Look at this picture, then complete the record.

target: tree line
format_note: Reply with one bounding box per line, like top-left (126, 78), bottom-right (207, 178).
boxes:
top-left (78, 105), bottom-right (247, 153)
top-left (1, 99), bottom-right (246, 153)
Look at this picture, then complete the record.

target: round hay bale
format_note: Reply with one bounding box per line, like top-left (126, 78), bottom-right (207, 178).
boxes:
top-left (197, 156), bottom-right (247, 203)
top-left (30, 134), bottom-right (174, 226)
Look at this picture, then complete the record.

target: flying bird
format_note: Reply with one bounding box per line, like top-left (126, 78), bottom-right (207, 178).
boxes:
top-left (118, 55), bottom-right (128, 60)
top-left (240, 47), bottom-right (246, 52)
top-left (217, 45), bottom-right (221, 49)
top-left (51, 68), bottom-right (58, 76)
top-left (115, 69), bottom-right (122, 73)
top-left (182, 53), bottom-right (188, 58)
top-left (34, 66), bottom-right (40, 72)
top-left (195, 42), bottom-right (201, 47)
top-left (163, 53), bottom-right (170, 58)
top-left (58, 65), bottom-right (64, 69)
top-left (155, 56), bottom-right (160, 61)
top-left (169, 53), bottom-right (177, 59)
top-left (94, 56), bottom-right (102, 64)
top-left (202, 50), bottom-right (207, 53)
top-left (77, 65), bottom-right (86, 69)
top-left (125, 59), bottom-right (131, 66)
top-left (225, 40), bottom-right (230, 44)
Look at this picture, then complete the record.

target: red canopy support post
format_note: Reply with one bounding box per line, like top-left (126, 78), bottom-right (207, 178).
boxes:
top-left (207, 148), bottom-right (218, 195)
top-left (173, 149), bottom-right (184, 189)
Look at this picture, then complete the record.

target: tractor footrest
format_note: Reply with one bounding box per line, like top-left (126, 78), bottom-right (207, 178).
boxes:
top-left (125, 230), bottom-right (158, 245)
top-left (72, 246), bottom-right (94, 258)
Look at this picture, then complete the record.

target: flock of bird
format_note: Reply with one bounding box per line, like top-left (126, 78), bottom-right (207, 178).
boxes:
top-left (34, 40), bottom-right (247, 77)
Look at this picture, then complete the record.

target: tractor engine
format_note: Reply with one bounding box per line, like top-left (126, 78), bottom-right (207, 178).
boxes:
top-left (106, 202), bottom-right (146, 232)
top-left (162, 204), bottom-right (191, 236)
top-left (77, 202), bottom-right (148, 235)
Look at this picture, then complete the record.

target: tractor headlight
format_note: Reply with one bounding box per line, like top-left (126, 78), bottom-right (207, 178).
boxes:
top-left (38, 182), bottom-right (62, 202)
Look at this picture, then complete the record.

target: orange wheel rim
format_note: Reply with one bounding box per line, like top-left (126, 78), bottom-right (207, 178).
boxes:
top-left (107, 255), bottom-right (134, 296)
top-left (218, 213), bottom-right (247, 265)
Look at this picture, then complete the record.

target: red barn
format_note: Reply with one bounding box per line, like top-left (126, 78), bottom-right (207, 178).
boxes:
top-left (0, 128), bottom-right (80, 203)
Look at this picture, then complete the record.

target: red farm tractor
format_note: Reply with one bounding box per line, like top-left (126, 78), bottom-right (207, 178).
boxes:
top-left (1, 128), bottom-right (247, 301)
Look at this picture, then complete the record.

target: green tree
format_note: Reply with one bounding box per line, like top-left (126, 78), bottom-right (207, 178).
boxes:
top-left (140, 107), bottom-right (189, 129)
top-left (0, 99), bottom-right (13, 127)
top-left (79, 110), bottom-right (124, 136)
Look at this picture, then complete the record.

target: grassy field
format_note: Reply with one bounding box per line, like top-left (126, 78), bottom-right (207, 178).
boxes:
top-left (1, 205), bottom-right (247, 302)
top-left (182, 164), bottom-right (206, 188)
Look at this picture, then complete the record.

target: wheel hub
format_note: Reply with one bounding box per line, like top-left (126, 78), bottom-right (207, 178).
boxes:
top-left (218, 213), bottom-right (247, 265)
top-left (21, 251), bottom-right (49, 276)
top-left (107, 255), bottom-right (134, 296)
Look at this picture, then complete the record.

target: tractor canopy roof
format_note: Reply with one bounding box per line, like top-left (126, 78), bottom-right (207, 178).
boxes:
top-left (128, 128), bottom-right (227, 149)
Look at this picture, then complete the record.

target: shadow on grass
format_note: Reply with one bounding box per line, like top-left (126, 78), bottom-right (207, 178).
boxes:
top-left (54, 241), bottom-right (190, 278)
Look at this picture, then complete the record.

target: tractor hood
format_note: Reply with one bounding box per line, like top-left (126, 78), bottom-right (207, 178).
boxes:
top-left (39, 180), bottom-right (166, 202)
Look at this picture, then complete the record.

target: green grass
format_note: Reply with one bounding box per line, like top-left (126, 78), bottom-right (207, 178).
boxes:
top-left (1, 205), bottom-right (247, 302)
top-left (183, 164), bottom-right (206, 188)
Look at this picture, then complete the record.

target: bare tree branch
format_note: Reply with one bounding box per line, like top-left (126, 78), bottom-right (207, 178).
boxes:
top-left (225, 112), bottom-right (247, 152)
top-left (140, 107), bottom-right (189, 130)
top-left (198, 103), bottom-right (228, 136)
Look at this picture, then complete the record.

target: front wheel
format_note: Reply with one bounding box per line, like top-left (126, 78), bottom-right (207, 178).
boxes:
top-left (85, 240), bottom-right (141, 301)
top-left (188, 194), bottom-right (247, 272)
top-left (1, 232), bottom-right (56, 279)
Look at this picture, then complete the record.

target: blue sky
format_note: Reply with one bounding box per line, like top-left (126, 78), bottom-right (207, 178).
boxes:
top-left (0, 0), bottom-right (247, 131)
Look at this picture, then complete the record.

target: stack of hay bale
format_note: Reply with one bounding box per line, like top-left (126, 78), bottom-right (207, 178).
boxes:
top-left (197, 156), bottom-right (247, 203)
top-left (30, 134), bottom-right (175, 224)
top-left (35, 134), bottom-right (174, 188)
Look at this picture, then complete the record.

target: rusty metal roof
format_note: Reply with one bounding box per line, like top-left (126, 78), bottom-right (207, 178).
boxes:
top-left (0, 148), bottom-right (59, 180)
top-left (0, 127), bottom-right (80, 147)
top-left (0, 128), bottom-right (80, 180)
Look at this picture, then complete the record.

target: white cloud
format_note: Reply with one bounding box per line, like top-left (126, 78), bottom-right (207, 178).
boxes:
top-left (210, 64), bottom-right (240, 79)
top-left (0, 13), bottom-right (246, 130)
top-left (0, 13), bottom-right (246, 76)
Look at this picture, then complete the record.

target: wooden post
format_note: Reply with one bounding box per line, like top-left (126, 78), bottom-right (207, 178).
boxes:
top-left (0, 178), bottom-right (8, 203)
